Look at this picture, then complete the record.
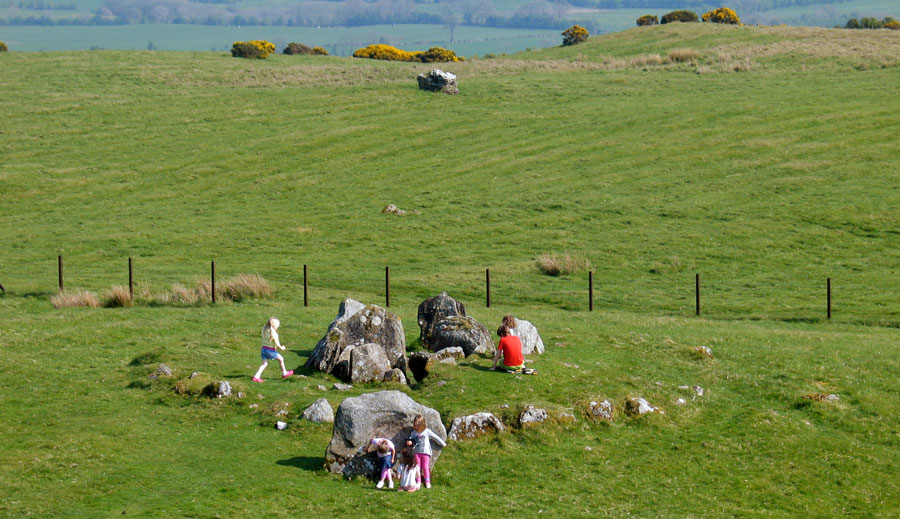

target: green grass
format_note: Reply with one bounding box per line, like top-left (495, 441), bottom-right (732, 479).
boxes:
top-left (2, 23), bottom-right (900, 517)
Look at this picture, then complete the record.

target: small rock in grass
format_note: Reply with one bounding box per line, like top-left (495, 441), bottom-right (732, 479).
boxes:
top-left (693, 386), bottom-right (705, 397)
top-left (589, 400), bottom-right (613, 420)
top-left (333, 383), bottom-right (353, 391)
top-left (302, 398), bottom-right (335, 423)
top-left (317, 385), bottom-right (328, 391)
top-left (675, 398), bottom-right (686, 406)
top-left (436, 380), bottom-right (447, 387)
top-left (249, 404), bottom-right (259, 409)
top-left (439, 357), bottom-right (457, 366)
top-left (448, 412), bottom-right (504, 440)
top-left (275, 421), bottom-right (288, 430)
top-left (519, 405), bottom-right (548, 427)
top-left (625, 397), bottom-right (658, 416)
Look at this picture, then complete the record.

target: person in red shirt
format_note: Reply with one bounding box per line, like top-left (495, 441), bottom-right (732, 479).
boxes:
top-left (491, 325), bottom-right (525, 371)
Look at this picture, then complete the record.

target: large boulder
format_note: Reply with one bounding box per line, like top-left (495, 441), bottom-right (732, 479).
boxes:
top-left (431, 316), bottom-right (493, 357)
top-left (509, 318), bottom-right (545, 355)
top-left (306, 299), bottom-right (406, 381)
top-left (417, 69), bottom-right (459, 95)
top-left (326, 391), bottom-right (446, 478)
top-left (417, 292), bottom-right (466, 342)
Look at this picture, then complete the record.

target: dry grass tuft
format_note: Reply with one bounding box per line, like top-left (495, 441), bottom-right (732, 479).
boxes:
top-left (168, 283), bottom-right (200, 304)
top-left (221, 273), bottom-right (273, 301)
top-left (536, 253), bottom-right (592, 276)
top-left (667, 48), bottom-right (702, 63)
top-left (104, 285), bottom-right (133, 307)
top-left (629, 54), bottom-right (664, 67)
top-left (51, 290), bottom-right (100, 309)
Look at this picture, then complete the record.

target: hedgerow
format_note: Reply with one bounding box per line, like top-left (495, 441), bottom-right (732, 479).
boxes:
top-left (702, 7), bottom-right (740, 25)
top-left (231, 40), bottom-right (275, 59)
top-left (562, 25), bottom-right (589, 46)
top-left (352, 44), bottom-right (462, 62)
top-left (636, 15), bottom-right (659, 26)
top-left (661, 10), bottom-right (698, 24)
top-left (0, 41), bottom-right (7, 52)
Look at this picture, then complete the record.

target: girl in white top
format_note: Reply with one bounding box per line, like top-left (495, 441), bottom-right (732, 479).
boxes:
top-left (252, 317), bottom-right (293, 382)
top-left (407, 414), bottom-right (446, 489)
top-left (396, 448), bottom-right (421, 492)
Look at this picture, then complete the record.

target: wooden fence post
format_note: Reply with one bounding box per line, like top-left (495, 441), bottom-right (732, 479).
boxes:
top-left (486, 268), bottom-right (491, 308)
top-left (0, 281), bottom-right (5, 293)
top-left (211, 261), bottom-right (216, 303)
top-left (827, 277), bottom-right (831, 320)
top-left (385, 266), bottom-right (390, 308)
top-left (695, 273), bottom-right (700, 316)
top-left (589, 271), bottom-right (593, 312)
top-left (58, 255), bottom-right (64, 293)
top-left (303, 264), bottom-right (308, 307)
top-left (128, 257), bottom-right (134, 300)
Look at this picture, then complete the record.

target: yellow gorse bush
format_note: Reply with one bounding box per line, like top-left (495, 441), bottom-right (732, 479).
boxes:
top-left (562, 25), bottom-right (590, 46)
top-left (0, 41), bottom-right (8, 52)
top-left (231, 40), bottom-right (276, 59)
top-left (702, 7), bottom-right (741, 25)
top-left (352, 44), bottom-right (463, 63)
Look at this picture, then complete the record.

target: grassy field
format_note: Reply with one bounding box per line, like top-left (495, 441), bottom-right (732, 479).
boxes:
top-left (2, 23), bottom-right (900, 517)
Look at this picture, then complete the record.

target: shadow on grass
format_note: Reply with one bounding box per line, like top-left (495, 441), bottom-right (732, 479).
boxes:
top-left (277, 456), bottom-right (325, 472)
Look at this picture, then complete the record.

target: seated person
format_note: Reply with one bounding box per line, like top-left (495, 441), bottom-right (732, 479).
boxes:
top-left (491, 324), bottom-right (524, 372)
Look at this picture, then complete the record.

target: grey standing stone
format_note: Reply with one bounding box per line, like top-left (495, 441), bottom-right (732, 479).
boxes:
top-left (349, 343), bottom-right (392, 384)
top-left (430, 316), bottom-right (493, 357)
top-left (326, 391), bottom-right (445, 478)
top-left (306, 299), bottom-right (406, 381)
top-left (509, 318), bottom-right (545, 355)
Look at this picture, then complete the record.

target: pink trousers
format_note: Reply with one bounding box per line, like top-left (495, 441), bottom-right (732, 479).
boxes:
top-left (415, 453), bottom-right (432, 483)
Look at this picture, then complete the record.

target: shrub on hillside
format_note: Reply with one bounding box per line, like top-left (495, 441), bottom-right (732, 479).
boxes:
top-left (0, 41), bottom-right (7, 52)
top-left (562, 25), bottom-right (589, 46)
top-left (845, 17), bottom-right (898, 29)
top-left (636, 15), bottom-right (659, 26)
top-left (661, 10), bottom-right (698, 24)
top-left (231, 40), bottom-right (275, 59)
top-left (886, 21), bottom-right (900, 30)
top-left (419, 46), bottom-right (463, 63)
top-left (283, 42), bottom-right (329, 55)
top-left (702, 7), bottom-right (740, 25)
top-left (352, 44), bottom-right (463, 62)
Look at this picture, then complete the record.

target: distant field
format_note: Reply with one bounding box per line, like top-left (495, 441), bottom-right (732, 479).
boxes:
top-left (2, 24), bottom-right (900, 518)
top-left (0, 23), bottom-right (559, 55)
top-left (747, 0), bottom-right (900, 25)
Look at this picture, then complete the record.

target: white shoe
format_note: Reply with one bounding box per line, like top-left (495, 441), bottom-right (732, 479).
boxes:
top-left (388, 481), bottom-right (394, 489)
top-left (376, 480), bottom-right (384, 489)
top-left (425, 482), bottom-right (431, 489)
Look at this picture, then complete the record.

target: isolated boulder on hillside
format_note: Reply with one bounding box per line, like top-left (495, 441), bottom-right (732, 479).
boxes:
top-left (306, 299), bottom-right (406, 381)
top-left (417, 69), bottom-right (458, 94)
top-left (448, 412), bottom-right (504, 440)
top-left (326, 391), bottom-right (446, 478)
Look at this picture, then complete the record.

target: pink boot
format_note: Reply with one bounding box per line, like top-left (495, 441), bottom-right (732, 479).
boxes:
top-left (282, 370), bottom-right (294, 379)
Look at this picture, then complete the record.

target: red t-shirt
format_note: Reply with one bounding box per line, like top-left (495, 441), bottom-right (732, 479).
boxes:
top-left (498, 336), bottom-right (524, 367)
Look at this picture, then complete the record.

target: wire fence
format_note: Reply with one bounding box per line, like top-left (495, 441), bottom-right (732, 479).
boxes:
top-left (3, 254), bottom-right (900, 326)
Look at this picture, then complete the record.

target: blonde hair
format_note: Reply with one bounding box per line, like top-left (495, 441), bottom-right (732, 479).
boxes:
top-left (377, 440), bottom-right (390, 454)
top-left (263, 317), bottom-right (280, 339)
top-left (413, 414), bottom-right (426, 433)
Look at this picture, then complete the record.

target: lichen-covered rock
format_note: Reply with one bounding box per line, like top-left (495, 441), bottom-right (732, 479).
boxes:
top-left (430, 316), bottom-right (493, 357)
top-left (349, 343), bottom-right (392, 384)
top-left (518, 405), bottom-right (548, 427)
top-left (303, 398), bottom-right (335, 423)
top-left (417, 69), bottom-right (458, 94)
top-left (326, 391), bottom-right (446, 478)
top-left (408, 351), bottom-right (435, 382)
top-left (509, 318), bottom-right (545, 355)
top-left (434, 347), bottom-right (465, 360)
top-left (448, 412), bottom-right (504, 440)
top-left (625, 397), bottom-right (659, 416)
top-left (333, 383), bottom-right (353, 391)
top-left (589, 400), bottom-right (613, 421)
top-left (306, 299), bottom-right (406, 381)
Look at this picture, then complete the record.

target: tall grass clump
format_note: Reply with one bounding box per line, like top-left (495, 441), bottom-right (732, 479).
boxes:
top-left (220, 273), bottom-right (273, 301)
top-left (51, 290), bottom-right (100, 308)
top-left (103, 285), bottom-right (133, 307)
top-left (535, 253), bottom-right (591, 276)
top-left (167, 283), bottom-right (199, 304)
top-left (667, 48), bottom-right (702, 63)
